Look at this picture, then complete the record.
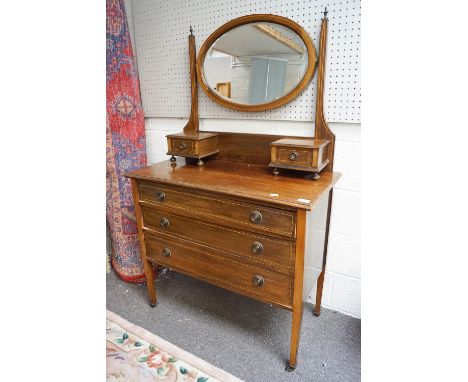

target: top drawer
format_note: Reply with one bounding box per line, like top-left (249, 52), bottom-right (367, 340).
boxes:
top-left (139, 182), bottom-right (296, 238)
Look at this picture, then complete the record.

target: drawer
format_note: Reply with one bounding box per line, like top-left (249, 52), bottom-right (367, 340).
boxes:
top-left (142, 207), bottom-right (294, 271)
top-left (269, 138), bottom-right (330, 173)
top-left (277, 148), bottom-right (311, 166)
top-left (145, 233), bottom-right (293, 308)
top-left (139, 183), bottom-right (296, 238)
top-left (166, 132), bottom-right (219, 159)
top-left (171, 138), bottom-right (195, 154)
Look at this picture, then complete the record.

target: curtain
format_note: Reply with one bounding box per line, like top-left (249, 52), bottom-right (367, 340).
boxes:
top-left (106, 0), bottom-right (147, 282)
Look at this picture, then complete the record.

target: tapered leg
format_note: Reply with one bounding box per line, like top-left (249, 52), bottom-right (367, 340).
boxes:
top-left (287, 209), bottom-right (307, 371)
top-left (130, 178), bottom-right (158, 307)
top-left (144, 259), bottom-right (157, 307)
top-left (287, 300), bottom-right (304, 371)
top-left (314, 188), bottom-right (334, 316)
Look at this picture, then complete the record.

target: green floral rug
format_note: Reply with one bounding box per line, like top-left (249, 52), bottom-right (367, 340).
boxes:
top-left (106, 310), bottom-right (243, 382)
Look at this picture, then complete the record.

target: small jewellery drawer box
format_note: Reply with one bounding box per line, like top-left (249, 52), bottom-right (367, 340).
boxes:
top-left (269, 138), bottom-right (330, 179)
top-left (166, 132), bottom-right (219, 165)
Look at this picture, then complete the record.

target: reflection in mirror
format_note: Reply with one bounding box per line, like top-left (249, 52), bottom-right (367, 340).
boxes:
top-left (202, 22), bottom-right (309, 105)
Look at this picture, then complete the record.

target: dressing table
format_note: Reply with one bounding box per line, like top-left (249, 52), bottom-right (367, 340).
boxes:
top-left (126, 11), bottom-right (340, 371)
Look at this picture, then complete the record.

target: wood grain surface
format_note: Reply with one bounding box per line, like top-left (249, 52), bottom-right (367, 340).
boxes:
top-left (126, 159), bottom-right (341, 210)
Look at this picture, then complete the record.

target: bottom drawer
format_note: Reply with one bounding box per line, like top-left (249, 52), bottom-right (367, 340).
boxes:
top-left (145, 232), bottom-right (293, 309)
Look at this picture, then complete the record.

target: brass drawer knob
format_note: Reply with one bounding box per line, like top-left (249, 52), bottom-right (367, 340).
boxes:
top-left (249, 210), bottom-right (263, 224)
top-left (252, 275), bottom-right (264, 287)
top-left (160, 217), bottom-right (170, 228)
top-left (156, 191), bottom-right (165, 202)
top-left (178, 142), bottom-right (187, 150)
top-left (162, 248), bottom-right (171, 257)
top-left (251, 242), bottom-right (264, 254)
top-left (289, 151), bottom-right (298, 161)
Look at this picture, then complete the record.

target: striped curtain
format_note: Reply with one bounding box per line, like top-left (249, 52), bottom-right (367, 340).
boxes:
top-left (106, 0), bottom-right (147, 282)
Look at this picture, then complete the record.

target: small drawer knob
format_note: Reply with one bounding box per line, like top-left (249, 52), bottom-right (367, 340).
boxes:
top-left (160, 217), bottom-right (170, 228)
top-left (251, 242), bottom-right (264, 254)
top-left (249, 210), bottom-right (263, 224)
top-left (162, 248), bottom-right (171, 257)
top-left (289, 151), bottom-right (298, 161)
top-left (253, 275), bottom-right (264, 287)
top-left (178, 142), bottom-right (187, 150)
top-left (156, 191), bottom-right (165, 202)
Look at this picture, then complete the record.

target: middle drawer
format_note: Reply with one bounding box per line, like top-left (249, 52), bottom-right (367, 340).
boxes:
top-left (142, 207), bottom-right (294, 271)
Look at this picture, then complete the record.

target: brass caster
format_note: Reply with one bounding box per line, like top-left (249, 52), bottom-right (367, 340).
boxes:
top-left (311, 172), bottom-right (320, 181)
top-left (285, 363), bottom-right (297, 372)
top-left (313, 311), bottom-right (321, 317)
top-left (149, 302), bottom-right (157, 308)
top-left (272, 167), bottom-right (280, 176)
top-left (197, 158), bottom-right (204, 166)
top-left (170, 155), bottom-right (176, 163)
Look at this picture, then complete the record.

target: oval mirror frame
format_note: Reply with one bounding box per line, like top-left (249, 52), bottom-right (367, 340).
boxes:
top-left (196, 14), bottom-right (317, 112)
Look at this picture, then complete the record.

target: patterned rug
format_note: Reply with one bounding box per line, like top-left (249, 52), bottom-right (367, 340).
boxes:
top-left (106, 0), bottom-right (148, 282)
top-left (106, 311), bottom-right (244, 382)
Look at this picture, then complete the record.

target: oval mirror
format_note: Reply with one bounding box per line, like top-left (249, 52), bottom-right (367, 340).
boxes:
top-left (197, 14), bottom-right (317, 112)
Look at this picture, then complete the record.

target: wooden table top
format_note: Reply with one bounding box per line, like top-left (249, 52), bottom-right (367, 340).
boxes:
top-left (126, 159), bottom-right (341, 210)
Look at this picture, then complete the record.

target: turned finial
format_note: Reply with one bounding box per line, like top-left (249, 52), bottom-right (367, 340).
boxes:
top-left (190, 25), bottom-right (194, 36)
top-left (324, 7), bottom-right (328, 18)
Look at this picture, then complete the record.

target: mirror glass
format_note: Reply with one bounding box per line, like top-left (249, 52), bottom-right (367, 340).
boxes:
top-left (201, 22), bottom-right (309, 105)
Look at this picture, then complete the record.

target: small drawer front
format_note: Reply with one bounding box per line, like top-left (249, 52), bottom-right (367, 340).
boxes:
top-left (172, 139), bottom-right (194, 154)
top-left (139, 183), bottom-right (296, 238)
top-left (145, 234), bottom-right (293, 308)
top-left (142, 207), bottom-right (294, 270)
top-left (277, 148), bottom-right (311, 165)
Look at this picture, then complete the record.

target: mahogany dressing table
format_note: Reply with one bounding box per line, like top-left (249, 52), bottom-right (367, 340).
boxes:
top-left (126, 11), bottom-right (340, 371)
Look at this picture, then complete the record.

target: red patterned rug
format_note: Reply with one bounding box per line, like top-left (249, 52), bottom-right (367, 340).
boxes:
top-left (106, 0), bottom-right (147, 282)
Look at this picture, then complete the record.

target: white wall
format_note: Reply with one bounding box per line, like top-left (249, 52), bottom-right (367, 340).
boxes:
top-left (203, 57), bottom-right (232, 89)
top-left (125, 0), bottom-right (361, 318)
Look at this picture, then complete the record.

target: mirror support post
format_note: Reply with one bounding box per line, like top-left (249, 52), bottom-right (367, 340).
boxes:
top-left (165, 27), bottom-right (220, 166)
top-left (185, 27), bottom-right (199, 133)
top-left (314, 9), bottom-right (335, 172)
